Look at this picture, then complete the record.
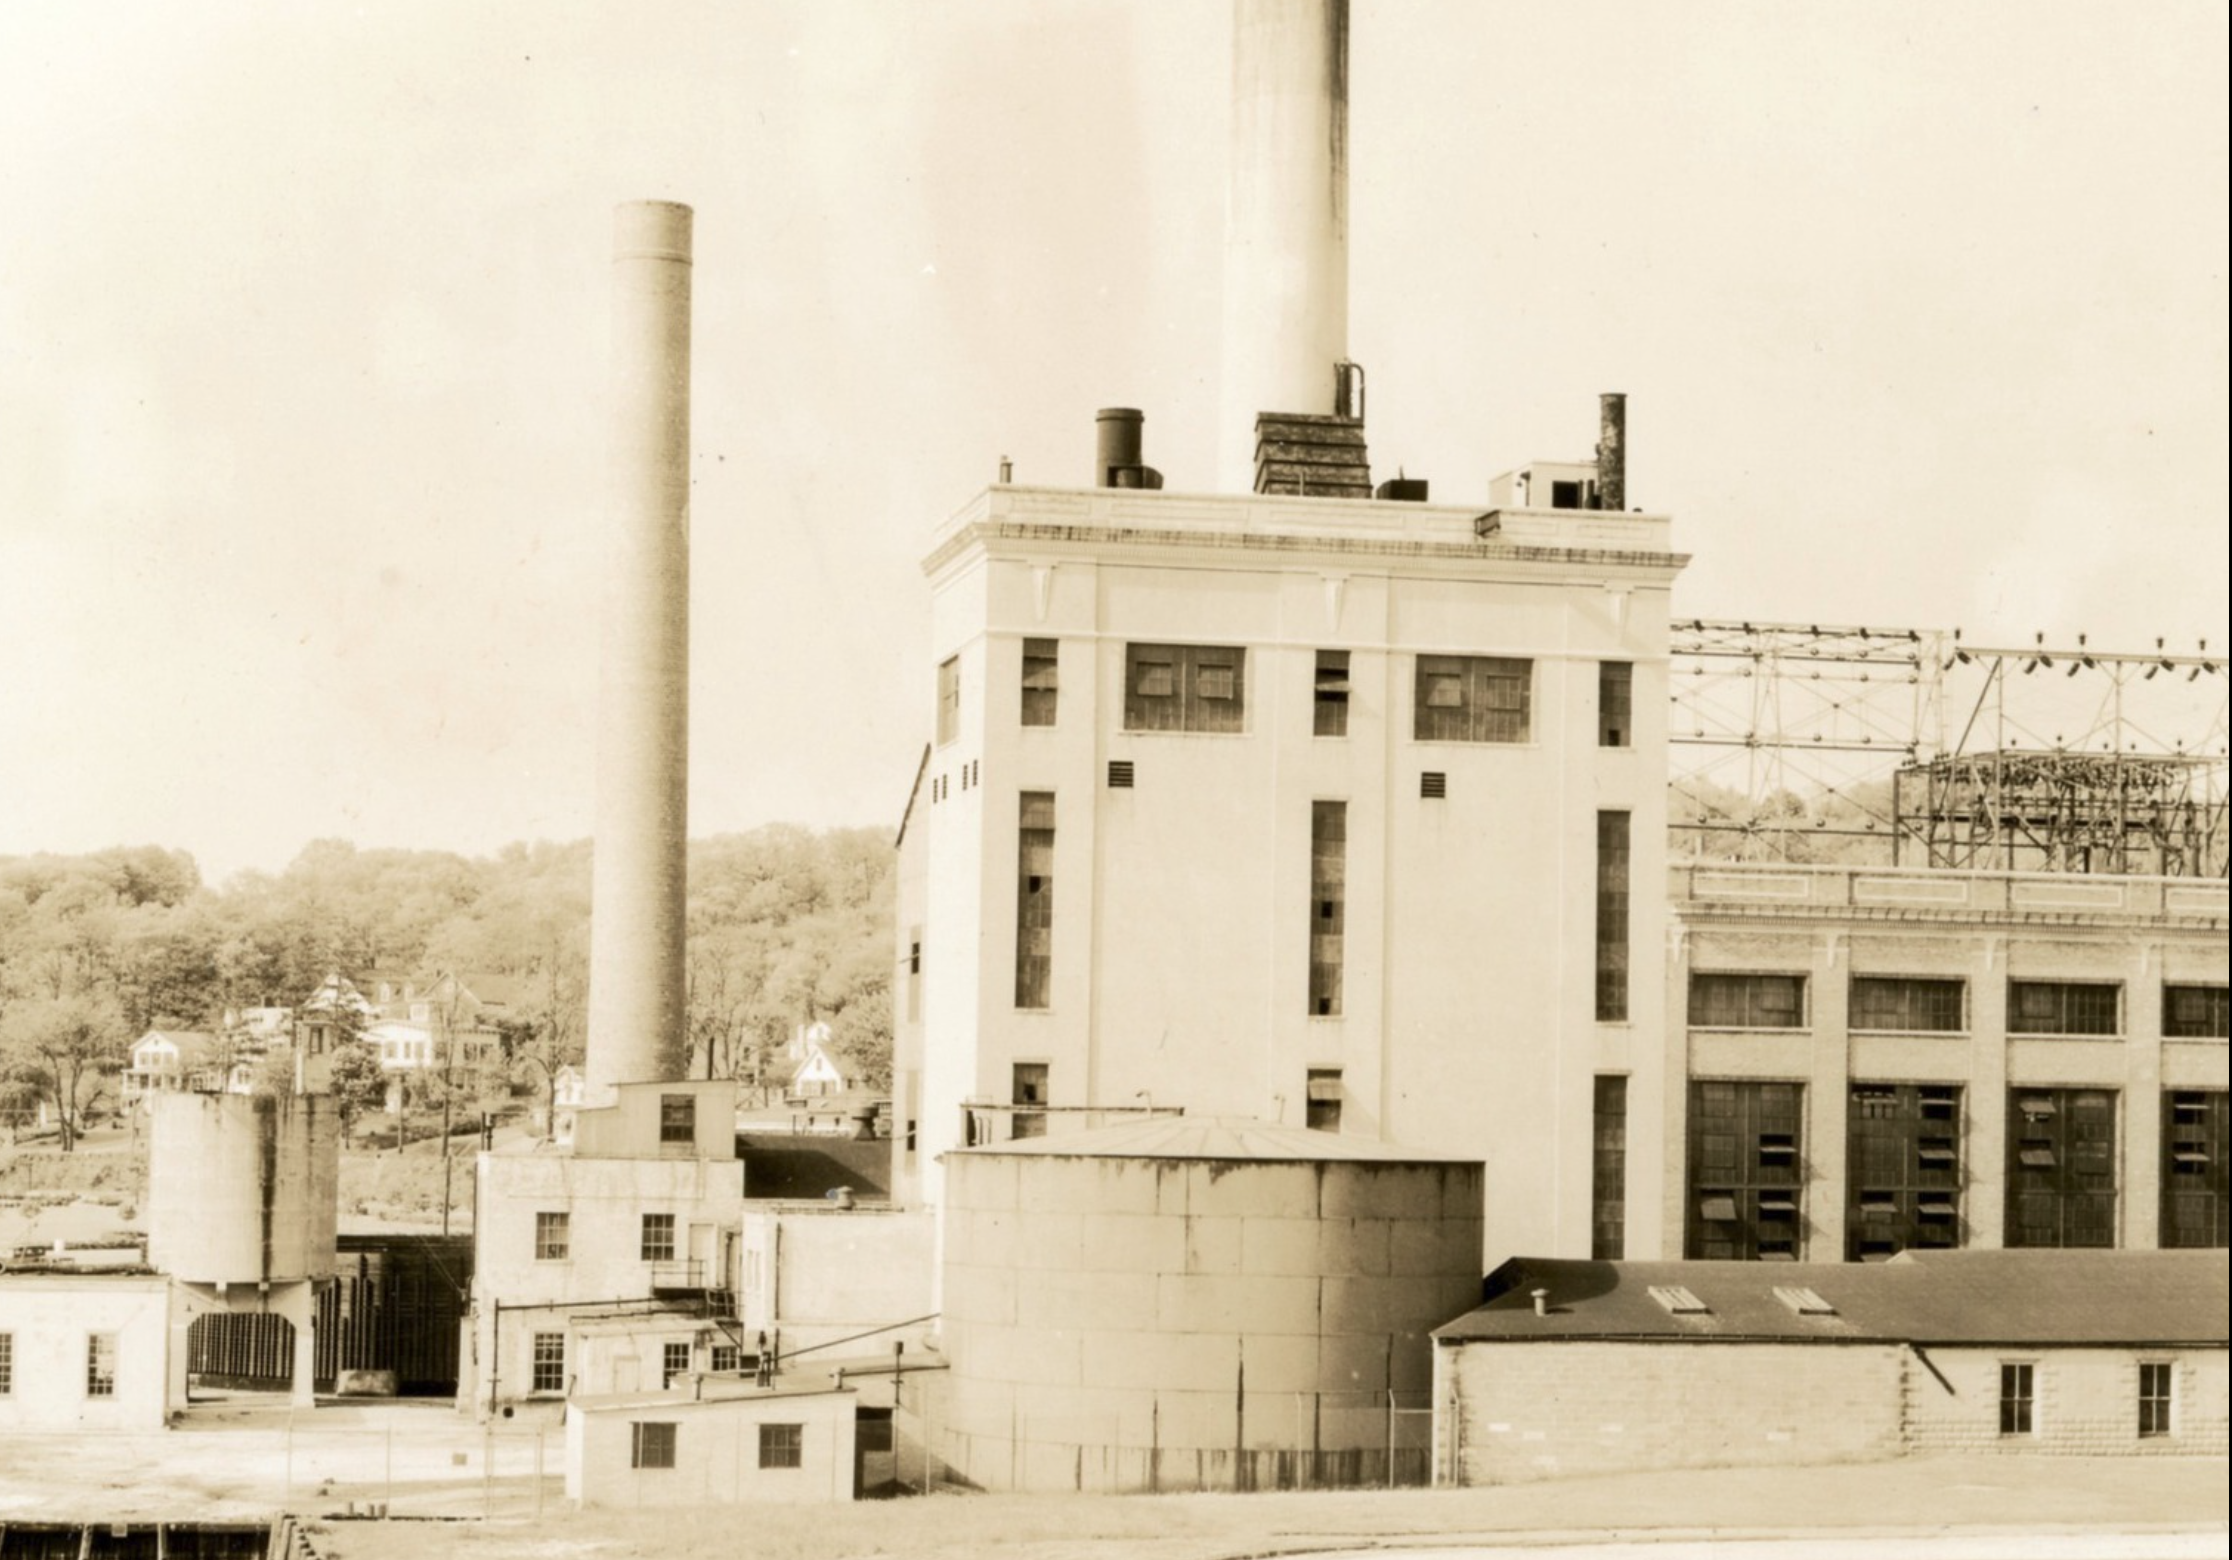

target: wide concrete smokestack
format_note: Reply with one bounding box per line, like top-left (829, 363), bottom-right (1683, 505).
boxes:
top-left (587, 200), bottom-right (693, 1096)
top-left (1219, 0), bottom-right (1350, 494)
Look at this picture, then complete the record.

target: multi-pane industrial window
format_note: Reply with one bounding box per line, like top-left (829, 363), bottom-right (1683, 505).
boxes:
top-left (1021, 638), bottom-right (1058, 727)
top-left (935, 656), bottom-right (960, 745)
top-left (0, 1332), bottom-right (10, 1395)
top-left (2008, 980), bottom-right (2121, 1036)
top-left (2162, 1090), bottom-right (2229, 1248)
top-left (2139, 1362), bottom-right (2174, 1437)
top-left (1595, 811), bottom-right (1629, 1022)
top-left (1850, 978), bottom-right (1965, 1034)
top-left (1309, 801), bottom-right (1346, 1017)
top-left (1592, 1076), bottom-right (1628, 1259)
top-left (2164, 984), bottom-right (2230, 1038)
top-left (1314, 650), bottom-right (1351, 737)
top-left (641, 1212), bottom-right (677, 1263)
top-left (2007, 1089), bottom-right (2118, 1248)
top-left (1688, 973), bottom-right (1806, 1029)
top-left (1015, 792), bottom-right (1054, 1009)
top-left (1687, 1080), bottom-right (1804, 1260)
top-left (534, 1211), bottom-right (570, 1261)
top-left (1011, 1063), bottom-right (1048, 1140)
top-left (1413, 655), bottom-right (1531, 743)
top-left (631, 1421), bottom-right (677, 1470)
top-left (531, 1331), bottom-right (565, 1393)
top-left (1999, 1363), bottom-right (2035, 1435)
top-left (1305, 1068), bottom-right (1343, 1132)
top-left (759, 1421), bottom-right (804, 1469)
top-left (659, 1093), bottom-right (695, 1145)
top-left (1598, 661), bottom-right (1632, 748)
top-left (1847, 1085), bottom-right (1962, 1260)
top-left (1124, 643), bottom-right (1245, 732)
top-left (86, 1333), bottom-right (117, 1397)
top-left (662, 1340), bottom-right (691, 1389)
top-left (710, 1342), bottom-right (740, 1374)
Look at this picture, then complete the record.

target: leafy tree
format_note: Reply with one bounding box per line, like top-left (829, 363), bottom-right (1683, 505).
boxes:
top-left (327, 1043), bottom-right (388, 1132)
top-left (0, 992), bottom-right (127, 1150)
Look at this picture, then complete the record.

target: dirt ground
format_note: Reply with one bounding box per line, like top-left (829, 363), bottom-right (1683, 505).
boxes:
top-left (1, 1408), bottom-right (2221, 1560)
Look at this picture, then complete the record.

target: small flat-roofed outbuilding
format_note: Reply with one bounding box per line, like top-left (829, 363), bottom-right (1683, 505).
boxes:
top-left (564, 1379), bottom-right (858, 1507)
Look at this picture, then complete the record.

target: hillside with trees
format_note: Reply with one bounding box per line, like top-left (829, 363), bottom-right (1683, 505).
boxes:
top-left (0, 828), bottom-right (896, 1142)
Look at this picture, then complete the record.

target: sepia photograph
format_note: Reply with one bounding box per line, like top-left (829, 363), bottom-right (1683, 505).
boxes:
top-left (1, 3), bottom-right (2225, 1556)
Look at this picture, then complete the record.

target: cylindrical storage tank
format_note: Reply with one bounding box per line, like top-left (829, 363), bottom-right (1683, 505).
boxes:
top-left (937, 1116), bottom-right (1482, 1493)
top-left (146, 1093), bottom-right (340, 1285)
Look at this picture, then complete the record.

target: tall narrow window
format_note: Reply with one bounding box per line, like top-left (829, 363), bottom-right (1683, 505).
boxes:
top-left (2007, 1088), bottom-right (2118, 1248)
top-left (86, 1333), bottom-right (117, 1398)
top-left (531, 1332), bottom-right (565, 1393)
top-left (2161, 1090), bottom-right (2228, 1249)
top-left (1686, 1080), bottom-right (1805, 1260)
top-left (641, 1212), bottom-right (677, 1263)
top-left (2139, 1362), bottom-right (2174, 1437)
top-left (1999, 1363), bottom-right (2035, 1435)
top-left (1305, 1068), bottom-right (1343, 1132)
top-left (0, 1332), bottom-right (12, 1396)
top-left (662, 1340), bottom-right (691, 1389)
top-left (1125, 643), bottom-right (1246, 732)
top-left (1011, 1062), bottom-right (1048, 1139)
top-left (1598, 661), bottom-right (1633, 748)
top-left (935, 656), bottom-right (960, 745)
top-left (1847, 1084), bottom-right (1963, 1259)
top-left (1593, 1076), bottom-right (1628, 1259)
top-left (1015, 792), bottom-right (1054, 1008)
top-left (1595, 811), bottom-right (1630, 1022)
top-left (905, 930), bottom-right (923, 1023)
top-left (1314, 650), bottom-right (1351, 737)
top-left (1414, 655), bottom-right (1532, 743)
top-left (1309, 801), bottom-right (1346, 1016)
top-left (1021, 638), bottom-right (1059, 727)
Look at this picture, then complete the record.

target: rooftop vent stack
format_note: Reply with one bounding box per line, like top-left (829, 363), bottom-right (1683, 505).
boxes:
top-left (1596, 392), bottom-right (1627, 511)
top-left (587, 200), bottom-right (694, 1097)
top-left (1220, 0), bottom-right (1352, 493)
top-left (1094, 407), bottom-right (1162, 489)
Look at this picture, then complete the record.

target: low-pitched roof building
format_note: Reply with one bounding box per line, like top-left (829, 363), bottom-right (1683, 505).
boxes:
top-left (1432, 1250), bottom-right (2229, 1484)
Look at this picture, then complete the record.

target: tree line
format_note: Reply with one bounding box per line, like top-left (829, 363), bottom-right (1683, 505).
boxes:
top-left (0, 828), bottom-right (897, 1147)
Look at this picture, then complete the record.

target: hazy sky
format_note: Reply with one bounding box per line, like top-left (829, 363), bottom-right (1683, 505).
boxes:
top-left (3, 1), bottom-right (2225, 883)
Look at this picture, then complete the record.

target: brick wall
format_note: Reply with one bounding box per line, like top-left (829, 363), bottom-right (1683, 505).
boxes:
top-left (1905, 1346), bottom-right (2228, 1457)
top-left (1435, 1340), bottom-right (1905, 1483)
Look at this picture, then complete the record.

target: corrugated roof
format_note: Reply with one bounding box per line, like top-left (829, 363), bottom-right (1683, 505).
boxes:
top-left (1436, 1250), bottom-right (2229, 1347)
top-left (948, 1114), bottom-right (1477, 1165)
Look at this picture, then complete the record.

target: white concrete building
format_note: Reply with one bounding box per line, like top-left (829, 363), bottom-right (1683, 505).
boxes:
top-left (469, 1078), bottom-right (747, 1416)
top-left (891, 479), bottom-right (1681, 1264)
top-left (564, 1380), bottom-right (859, 1508)
top-left (0, 1273), bottom-right (172, 1432)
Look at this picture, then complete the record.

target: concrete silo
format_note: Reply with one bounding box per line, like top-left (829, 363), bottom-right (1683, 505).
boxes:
top-left (935, 1116), bottom-right (1482, 1492)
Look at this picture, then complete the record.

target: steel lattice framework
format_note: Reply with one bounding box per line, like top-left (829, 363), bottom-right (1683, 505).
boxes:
top-left (1669, 621), bottom-right (2228, 876)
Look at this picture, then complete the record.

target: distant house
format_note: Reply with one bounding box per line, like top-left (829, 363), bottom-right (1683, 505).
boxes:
top-left (122, 1030), bottom-right (223, 1106)
top-left (1433, 1249), bottom-right (2230, 1484)
top-left (787, 1025), bottom-right (846, 1100)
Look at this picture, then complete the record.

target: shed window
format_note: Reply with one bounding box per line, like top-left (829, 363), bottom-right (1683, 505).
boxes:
top-left (1999, 1363), bottom-right (2035, 1435)
top-left (2139, 1362), bottom-right (2174, 1437)
top-left (631, 1421), bottom-right (677, 1469)
top-left (759, 1421), bottom-right (804, 1469)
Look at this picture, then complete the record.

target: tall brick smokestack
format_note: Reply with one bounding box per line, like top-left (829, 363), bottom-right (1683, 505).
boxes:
top-left (1218, 0), bottom-right (1351, 494)
top-left (587, 200), bottom-right (693, 1096)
